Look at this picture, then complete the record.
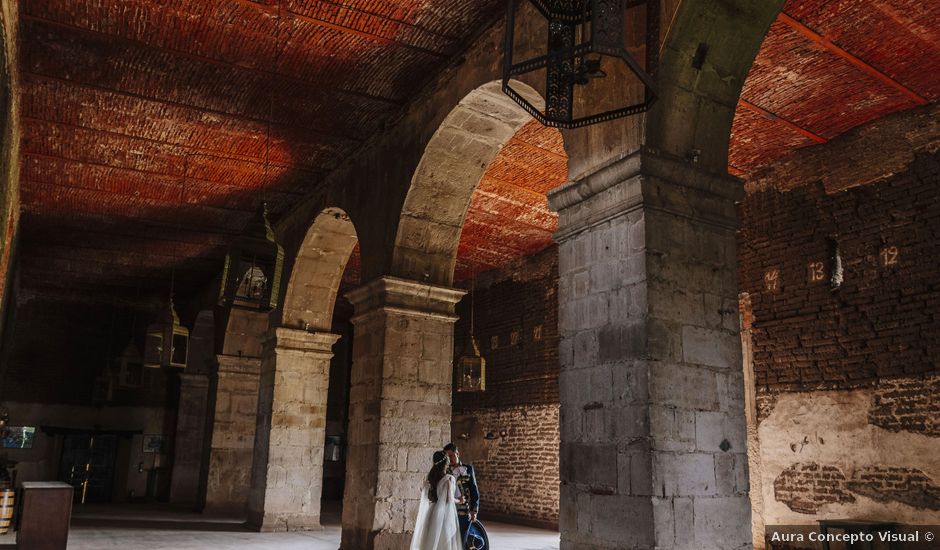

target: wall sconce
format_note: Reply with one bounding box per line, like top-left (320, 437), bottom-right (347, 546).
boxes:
top-left (499, 429), bottom-right (509, 438)
top-left (457, 433), bottom-right (471, 441)
top-left (483, 431), bottom-right (498, 441)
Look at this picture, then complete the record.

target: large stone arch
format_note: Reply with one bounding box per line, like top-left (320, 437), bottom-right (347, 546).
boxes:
top-left (391, 80), bottom-right (546, 286)
top-left (280, 206), bottom-right (359, 331)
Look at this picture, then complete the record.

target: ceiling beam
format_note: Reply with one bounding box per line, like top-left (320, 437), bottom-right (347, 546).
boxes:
top-left (738, 99), bottom-right (828, 144)
top-left (777, 12), bottom-right (928, 106)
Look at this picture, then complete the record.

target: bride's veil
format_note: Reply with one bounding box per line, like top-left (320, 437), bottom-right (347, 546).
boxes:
top-left (410, 475), bottom-right (459, 550)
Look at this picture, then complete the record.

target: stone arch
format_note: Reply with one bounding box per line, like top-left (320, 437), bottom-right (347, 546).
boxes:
top-left (390, 80), bottom-right (546, 286)
top-left (647, 0), bottom-right (786, 172)
top-left (280, 207), bottom-right (358, 332)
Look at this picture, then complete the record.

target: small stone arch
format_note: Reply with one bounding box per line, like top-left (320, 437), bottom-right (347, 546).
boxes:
top-left (391, 80), bottom-right (546, 286)
top-left (280, 206), bottom-right (358, 332)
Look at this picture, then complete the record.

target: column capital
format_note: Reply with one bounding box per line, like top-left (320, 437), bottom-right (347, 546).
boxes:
top-left (548, 147), bottom-right (743, 242)
top-left (345, 276), bottom-right (465, 325)
top-left (216, 354), bottom-right (262, 376)
top-left (263, 327), bottom-right (340, 357)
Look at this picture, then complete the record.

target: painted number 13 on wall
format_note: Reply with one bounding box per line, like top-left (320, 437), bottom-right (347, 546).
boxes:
top-left (808, 261), bottom-right (826, 283)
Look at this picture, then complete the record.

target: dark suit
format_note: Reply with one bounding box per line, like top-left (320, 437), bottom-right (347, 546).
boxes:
top-left (450, 463), bottom-right (480, 545)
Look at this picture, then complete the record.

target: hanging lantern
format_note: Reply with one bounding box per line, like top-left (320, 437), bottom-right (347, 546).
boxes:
top-left (456, 336), bottom-right (486, 392)
top-left (502, 0), bottom-right (659, 128)
top-left (219, 202), bottom-right (284, 311)
top-left (457, 277), bottom-right (485, 392)
top-left (143, 299), bottom-right (189, 369)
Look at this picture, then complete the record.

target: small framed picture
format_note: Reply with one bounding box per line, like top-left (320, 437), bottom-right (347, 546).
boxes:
top-left (142, 434), bottom-right (167, 454)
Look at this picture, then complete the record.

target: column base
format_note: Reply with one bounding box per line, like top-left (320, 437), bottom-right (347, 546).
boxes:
top-left (246, 509), bottom-right (322, 532)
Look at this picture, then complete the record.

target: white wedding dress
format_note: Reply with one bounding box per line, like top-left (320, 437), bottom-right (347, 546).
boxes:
top-left (409, 474), bottom-right (462, 550)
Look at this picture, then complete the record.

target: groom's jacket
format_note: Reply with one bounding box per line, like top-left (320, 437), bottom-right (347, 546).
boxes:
top-left (453, 463), bottom-right (480, 514)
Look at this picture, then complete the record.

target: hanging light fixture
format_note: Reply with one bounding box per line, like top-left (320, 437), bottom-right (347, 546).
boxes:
top-left (218, 3), bottom-right (284, 311)
top-left (143, 299), bottom-right (189, 369)
top-left (502, 0), bottom-right (659, 128)
top-left (144, 158), bottom-right (190, 369)
top-left (218, 203), bottom-right (284, 311)
top-left (457, 275), bottom-right (486, 392)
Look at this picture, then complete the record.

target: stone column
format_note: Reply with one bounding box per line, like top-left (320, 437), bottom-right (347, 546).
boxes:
top-left (247, 327), bottom-right (340, 532)
top-left (340, 277), bottom-right (464, 550)
top-left (203, 354), bottom-right (261, 514)
top-left (548, 149), bottom-right (752, 550)
top-left (169, 373), bottom-right (209, 508)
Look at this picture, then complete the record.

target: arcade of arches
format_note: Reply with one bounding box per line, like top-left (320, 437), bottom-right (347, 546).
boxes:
top-left (0, 0), bottom-right (937, 548)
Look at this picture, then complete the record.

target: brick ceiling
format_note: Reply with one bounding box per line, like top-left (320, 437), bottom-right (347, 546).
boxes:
top-left (15, 0), bottom-right (939, 302)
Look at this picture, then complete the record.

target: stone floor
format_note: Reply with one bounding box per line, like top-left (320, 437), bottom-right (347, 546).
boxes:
top-left (7, 502), bottom-right (560, 550)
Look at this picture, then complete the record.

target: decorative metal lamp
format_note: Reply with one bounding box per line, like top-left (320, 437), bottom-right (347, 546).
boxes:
top-left (502, 0), bottom-right (659, 128)
top-left (143, 299), bottom-right (189, 369)
top-left (218, 202), bottom-right (284, 311)
top-left (457, 278), bottom-right (486, 392)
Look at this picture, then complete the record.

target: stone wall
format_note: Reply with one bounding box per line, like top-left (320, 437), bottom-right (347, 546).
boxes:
top-left (451, 247), bottom-right (560, 526)
top-left (738, 107), bottom-right (940, 545)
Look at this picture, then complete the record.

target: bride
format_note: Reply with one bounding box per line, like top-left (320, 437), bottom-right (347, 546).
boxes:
top-left (410, 451), bottom-right (462, 550)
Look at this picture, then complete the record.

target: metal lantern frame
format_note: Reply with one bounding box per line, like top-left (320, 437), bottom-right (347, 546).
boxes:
top-left (457, 276), bottom-right (486, 392)
top-left (218, 202), bottom-right (285, 311)
top-left (457, 336), bottom-right (487, 393)
top-left (143, 299), bottom-right (190, 369)
top-left (503, 0), bottom-right (659, 128)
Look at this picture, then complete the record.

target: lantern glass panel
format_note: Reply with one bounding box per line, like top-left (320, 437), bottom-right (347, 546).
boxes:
top-left (171, 333), bottom-right (189, 367)
top-left (236, 264), bottom-right (269, 301)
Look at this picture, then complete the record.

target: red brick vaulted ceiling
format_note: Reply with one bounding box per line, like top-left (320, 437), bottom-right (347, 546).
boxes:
top-left (729, 0), bottom-right (938, 174)
top-left (17, 0), bottom-right (502, 298)
top-left (15, 0), bottom-right (940, 298)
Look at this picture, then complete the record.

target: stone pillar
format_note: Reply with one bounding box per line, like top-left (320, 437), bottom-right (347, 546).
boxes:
top-left (547, 149), bottom-right (752, 550)
top-left (204, 354), bottom-right (261, 514)
top-left (169, 373), bottom-right (209, 508)
top-left (246, 327), bottom-right (340, 532)
top-left (340, 277), bottom-right (464, 550)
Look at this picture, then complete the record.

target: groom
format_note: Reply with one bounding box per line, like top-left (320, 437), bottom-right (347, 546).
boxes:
top-left (443, 442), bottom-right (479, 545)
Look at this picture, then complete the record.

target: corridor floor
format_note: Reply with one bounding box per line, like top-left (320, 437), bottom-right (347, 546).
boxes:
top-left (58, 503), bottom-right (560, 550)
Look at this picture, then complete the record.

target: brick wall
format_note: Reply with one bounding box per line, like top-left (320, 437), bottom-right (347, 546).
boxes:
top-left (739, 107), bottom-right (940, 540)
top-left (451, 246), bottom-right (560, 526)
top-left (739, 151), bottom-right (940, 392)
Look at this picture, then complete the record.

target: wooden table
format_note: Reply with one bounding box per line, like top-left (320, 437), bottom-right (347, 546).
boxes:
top-left (17, 482), bottom-right (73, 550)
top-left (818, 520), bottom-right (900, 550)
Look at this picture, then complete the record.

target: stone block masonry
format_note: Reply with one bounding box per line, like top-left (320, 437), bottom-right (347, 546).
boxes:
top-left (204, 354), bottom-right (261, 514)
top-left (341, 277), bottom-right (464, 550)
top-left (549, 149), bottom-right (752, 550)
top-left (247, 328), bottom-right (340, 532)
